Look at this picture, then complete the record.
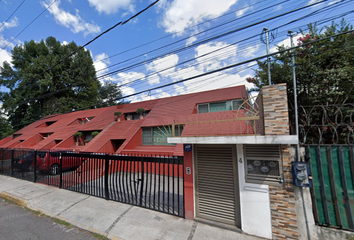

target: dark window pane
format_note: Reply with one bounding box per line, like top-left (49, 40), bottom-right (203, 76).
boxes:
top-left (198, 104), bottom-right (209, 113)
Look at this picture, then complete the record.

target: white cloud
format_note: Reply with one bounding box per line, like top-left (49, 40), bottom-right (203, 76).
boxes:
top-left (161, 0), bottom-right (238, 34)
top-left (42, 0), bottom-right (101, 36)
top-left (270, 33), bottom-right (303, 53)
top-left (93, 53), bottom-right (110, 78)
top-left (147, 54), bottom-right (179, 72)
top-left (116, 71), bottom-right (145, 85)
top-left (174, 70), bottom-right (253, 95)
top-left (195, 41), bottom-right (237, 72)
top-left (0, 35), bottom-right (15, 49)
top-left (186, 36), bottom-right (197, 46)
top-left (0, 48), bottom-right (12, 66)
top-left (155, 89), bottom-right (171, 98)
top-left (163, 40), bottom-right (254, 96)
top-left (87, 0), bottom-right (134, 15)
top-left (121, 85), bottom-right (135, 97)
top-left (236, 6), bottom-right (249, 18)
top-left (147, 73), bottom-right (160, 85)
top-left (242, 44), bottom-right (261, 58)
top-left (0, 17), bottom-right (19, 33)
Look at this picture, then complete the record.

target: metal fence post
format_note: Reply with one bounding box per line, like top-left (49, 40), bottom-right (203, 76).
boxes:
top-left (139, 157), bottom-right (145, 206)
top-left (33, 150), bottom-right (37, 183)
top-left (10, 149), bottom-right (14, 176)
top-left (59, 152), bottom-right (63, 189)
top-left (104, 154), bottom-right (110, 200)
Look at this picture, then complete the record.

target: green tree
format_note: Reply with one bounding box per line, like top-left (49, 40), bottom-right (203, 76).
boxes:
top-left (0, 115), bottom-right (13, 139)
top-left (98, 80), bottom-right (124, 107)
top-left (0, 37), bottom-right (100, 130)
top-left (247, 20), bottom-right (354, 142)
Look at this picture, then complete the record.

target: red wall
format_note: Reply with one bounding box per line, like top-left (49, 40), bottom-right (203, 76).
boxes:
top-left (123, 129), bottom-right (142, 150)
top-left (98, 140), bottom-right (115, 154)
top-left (58, 136), bottom-right (76, 148)
top-left (184, 148), bottom-right (194, 219)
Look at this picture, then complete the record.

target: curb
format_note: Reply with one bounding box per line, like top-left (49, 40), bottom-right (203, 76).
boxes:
top-left (0, 191), bottom-right (29, 208)
top-left (0, 191), bottom-right (122, 240)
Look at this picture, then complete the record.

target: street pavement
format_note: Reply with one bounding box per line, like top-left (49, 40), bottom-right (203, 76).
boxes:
top-left (0, 175), bottom-right (264, 240)
top-left (0, 199), bottom-right (98, 240)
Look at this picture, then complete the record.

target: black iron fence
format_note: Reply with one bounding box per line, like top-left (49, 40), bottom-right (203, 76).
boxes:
top-left (306, 145), bottom-right (354, 231)
top-left (0, 148), bottom-right (184, 217)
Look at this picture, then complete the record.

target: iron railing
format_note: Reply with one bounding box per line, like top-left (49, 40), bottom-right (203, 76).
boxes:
top-left (0, 148), bottom-right (184, 217)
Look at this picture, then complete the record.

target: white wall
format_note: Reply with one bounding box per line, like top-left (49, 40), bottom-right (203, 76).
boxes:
top-left (236, 144), bottom-right (273, 239)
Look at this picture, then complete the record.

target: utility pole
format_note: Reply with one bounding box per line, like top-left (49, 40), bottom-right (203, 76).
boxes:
top-left (289, 29), bottom-right (311, 240)
top-left (261, 28), bottom-right (275, 85)
top-left (288, 31), bottom-right (300, 163)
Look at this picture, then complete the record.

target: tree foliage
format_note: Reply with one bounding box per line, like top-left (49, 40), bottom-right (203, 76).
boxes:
top-left (247, 20), bottom-right (354, 142)
top-left (0, 36), bottom-right (114, 131)
top-left (98, 80), bottom-right (124, 107)
top-left (0, 115), bottom-right (13, 139)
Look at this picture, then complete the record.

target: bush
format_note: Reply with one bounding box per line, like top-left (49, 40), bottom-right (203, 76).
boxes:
top-left (91, 131), bottom-right (99, 138)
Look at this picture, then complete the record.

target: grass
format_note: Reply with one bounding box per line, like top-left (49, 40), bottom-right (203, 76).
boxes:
top-left (91, 233), bottom-right (110, 240)
top-left (54, 218), bottom-right (73, 228)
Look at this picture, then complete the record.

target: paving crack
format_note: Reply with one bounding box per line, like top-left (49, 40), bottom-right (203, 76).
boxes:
top-left (28, 190), bottom-right (56, 200)
top-left (188, 222), bottom-right (198, 240)
top-left (105, 205), bottom-right (133, 233)
top-left (57, 196), bottom-right (90, 216)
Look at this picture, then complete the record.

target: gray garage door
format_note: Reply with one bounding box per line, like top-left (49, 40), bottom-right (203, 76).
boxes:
top-left (195, 145), bottom-right (240, 227)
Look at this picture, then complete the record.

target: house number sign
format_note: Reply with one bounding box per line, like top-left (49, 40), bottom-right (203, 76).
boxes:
top-left (184, 144), bottom-right (192, 152)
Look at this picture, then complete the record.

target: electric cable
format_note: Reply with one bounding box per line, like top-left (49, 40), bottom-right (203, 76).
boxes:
top-left (0, 0), bottom-right (26, 31)
top-left (0, 0), bottom-right (57, 53)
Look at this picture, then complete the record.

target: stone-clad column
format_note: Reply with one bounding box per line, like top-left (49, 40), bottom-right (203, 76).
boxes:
top-left (261, 83), bottom-right (299, 239)
top-left (262, 83), bottom-right (290, 135)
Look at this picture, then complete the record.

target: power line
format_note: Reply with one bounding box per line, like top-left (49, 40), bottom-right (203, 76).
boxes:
top-left (39, 0), bottom-right (160, 78)
top-left (0, 0), bottom-right (26, 31)
top-left (9, 27), bottom-right (354, 128)
top-left (2, 0), bottom-right (352, 127)
top-left (96, 0), bottom-right (330, 80)
top-left (43, 29), bottom-right (354, 117)
top-left (93, 0), bottom-right (289, 66)
top-left (6, 1), bottom-right (352, 111)
top-left (0, 0), bottom-right (57, 53)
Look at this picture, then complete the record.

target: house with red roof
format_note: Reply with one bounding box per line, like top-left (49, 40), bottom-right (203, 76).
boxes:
top-left (0, 85), bottom-right (250, 156)
top-left (0, 83), bottom-right (304, 240)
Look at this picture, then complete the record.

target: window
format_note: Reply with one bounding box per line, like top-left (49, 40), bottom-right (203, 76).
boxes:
top-left (244, 144), bottom-right (282, 185)
top-left (198, 104), bottom-right (209, 113)
top-left (79, 117), bottom-right (94, 125)
top-left (46, 121), bottom-right (56, 127)
top-left (36, 121), bottom-right (57, 128)
top-left (142, 125), bottom-right (184, 145)
top-left (126, 111), bottom-right (149, 120)
top-left (232, 99), bottom-right (244, 110)
top-left (197, 99), bottom-right (244, 113)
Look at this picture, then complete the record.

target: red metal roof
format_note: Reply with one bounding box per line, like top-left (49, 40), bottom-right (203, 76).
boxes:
top-left (0, 85), bottom-right (249, 155)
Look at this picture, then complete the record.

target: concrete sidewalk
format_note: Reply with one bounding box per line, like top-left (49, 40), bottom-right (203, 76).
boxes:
top-left (0, 175), bottom-right (263, 240)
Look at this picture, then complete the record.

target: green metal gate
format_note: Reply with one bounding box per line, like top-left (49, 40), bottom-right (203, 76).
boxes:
top-left (306, 145), bottom-right (354, 231)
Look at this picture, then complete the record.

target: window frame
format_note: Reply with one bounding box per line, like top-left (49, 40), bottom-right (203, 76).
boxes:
top-left (244, 144), bottom-right (283, 185)
top-left (197, 99), bottom-right (244, 113)
top-left (142, 125), bottom-right (184, 145)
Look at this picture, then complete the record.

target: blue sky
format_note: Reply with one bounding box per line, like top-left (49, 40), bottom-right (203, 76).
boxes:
top-left (0, 0), bottom-right (353, 104)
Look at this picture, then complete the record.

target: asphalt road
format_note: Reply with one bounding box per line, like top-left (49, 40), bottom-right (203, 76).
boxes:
top-left (0, 198), bottom-right (100, 240)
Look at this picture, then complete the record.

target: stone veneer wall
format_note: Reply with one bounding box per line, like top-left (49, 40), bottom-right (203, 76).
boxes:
top-left (262, 83), bottom-right (299, 239)
top-left (262, 83), bottom-right (290, 135)
top-left (269, 146), bottom-right (299, 240)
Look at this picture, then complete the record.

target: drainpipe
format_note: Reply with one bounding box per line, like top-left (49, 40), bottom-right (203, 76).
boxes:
top-left (289, 31), bottom-right (311, 240)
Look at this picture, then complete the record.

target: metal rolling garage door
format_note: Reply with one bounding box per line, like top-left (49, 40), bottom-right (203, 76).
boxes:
top-left (195, 145), bottom-right (240, 227)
